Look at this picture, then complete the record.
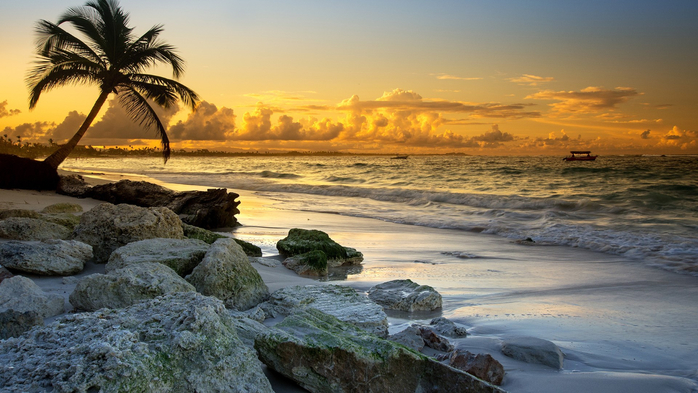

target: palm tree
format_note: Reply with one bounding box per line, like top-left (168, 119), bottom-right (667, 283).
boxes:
top-left (27, 0), bottom-right (199, 169)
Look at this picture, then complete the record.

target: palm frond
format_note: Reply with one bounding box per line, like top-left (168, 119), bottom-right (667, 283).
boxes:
top-left (28, 67), bottom-right (100, 108)
top-left (118, 86), bottom-right (171, 162)
top-left (35, 20), bottom-right (103, 66)
top-left (122, 40), bottom-right (185, 78)
top-left (129, 73), bottom-right (199, 110)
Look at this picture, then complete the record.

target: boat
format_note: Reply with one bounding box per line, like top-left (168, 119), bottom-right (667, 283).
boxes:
top-left (563, 151), bottom-right (597, 161)
top-left (391, 154), bottom-right (408, 159)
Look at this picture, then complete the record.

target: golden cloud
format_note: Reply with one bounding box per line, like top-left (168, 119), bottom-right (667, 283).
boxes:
top-left (0, 100), bottom-right (21, 118)
top-left (435, 74), bottom-right (482, 81)
top-left (509, 74), bottom-right (555, 86)
top-left (526, 87), bottom-right (640, 114)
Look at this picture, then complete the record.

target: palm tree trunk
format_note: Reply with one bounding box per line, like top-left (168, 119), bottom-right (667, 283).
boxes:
top-left (43, 90), bottom-right (111, 169)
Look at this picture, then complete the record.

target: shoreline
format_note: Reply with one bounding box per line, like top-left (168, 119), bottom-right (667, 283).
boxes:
top-left (2, 172), bottom-right (697, 392)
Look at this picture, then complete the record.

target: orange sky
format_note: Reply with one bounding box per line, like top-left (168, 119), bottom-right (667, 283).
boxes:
top-left (1, 1), bottom-right (697, 155)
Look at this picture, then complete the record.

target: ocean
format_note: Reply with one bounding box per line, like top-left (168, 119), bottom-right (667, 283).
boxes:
top-left (62, 154), bottom-right (698, 276)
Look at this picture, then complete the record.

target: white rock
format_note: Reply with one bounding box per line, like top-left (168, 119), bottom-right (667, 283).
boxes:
top-left (0, 240), bottom-right (92, 276)
top-left (0, 276), bottom-right (64, 318)
top-left (368, 279), bottom-right (443, 312)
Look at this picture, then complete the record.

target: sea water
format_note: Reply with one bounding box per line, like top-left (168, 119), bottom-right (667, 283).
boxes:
top-left (62, 154), bottom-right (698, 275)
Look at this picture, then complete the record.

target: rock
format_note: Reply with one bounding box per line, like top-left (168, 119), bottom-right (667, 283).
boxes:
top-left (389, 325), bottom-right (425, 351)
top-left (255, 308), bottom-right (504, 393)
top-left (0, 292), bottom-right (274, 393)
top-left (0, 266), bottom-right (13, 284)
top-left (368, 279), bottom-right (443, 312)
top-left (182, 222), bottom-right (225, 244)
top-left (418, 326), bottom-right (454, 352)
top-left (234, 238), bottom-right (263, 257)
top-left (282, 250), bottom-right (328, 277)
top-left (0, 276), bottom-right (64, 318)
top-left (229, 306), bottom-right (267, 323)
top-left (87, 179), bottom-right (176, 206)
top-left (501, 336), bottom-right (564, 369)
top-left (449, 350), bottom-right (505, 386)
top-left (105, 238), bottom-right (209, 276)
top-left (38, 212), bottom-right (82, 231)
top-left (0, 310), bottom-right (43, 340)
top-left (0, 154), bottom-right (59, 191)
top-left (0, 217), bottom-right (71, 240)
top-left (259, 284), bottom-right (389, 338)
top-left (276, 228), bottom-right (364, 267)
top-left (185, 237), bottom-right (269, 310)
top-left (0, 209), bottom-right (40, 219)
top-left (72, 203), bottom-right (184, 263)
top-left (230, 317), bottom-right (270, 348)
top-left (41, 203), bottom-right (83, 214)
top-left (250, 257), bottom-right (281, 267)
top-left (56, 174), bottom-right (91, 196)
top-left (430, 316), bottom-right (468, 337)
top-left (167, 188), bottom-right (241, 229)
top-left (0, 239), bottom-right (92, 276)
top-left (69, 262), bottom-right (196, 311)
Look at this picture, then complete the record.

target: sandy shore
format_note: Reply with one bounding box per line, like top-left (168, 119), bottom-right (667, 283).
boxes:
top-left (2, 171), bottom-right (697, 393)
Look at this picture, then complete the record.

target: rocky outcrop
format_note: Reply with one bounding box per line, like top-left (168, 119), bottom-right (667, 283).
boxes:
top-left (449, 349), bottom-right (505, 386)
top-left (0, 266), bottom-right (13, 284)
top-left (0, 217), bottom-right (71, 240)
top-left (41, 203), bottom-right (83, 214)
top-left (429, 316), bottom-right (468, 337)
top-left (105, 238), bottom-right (209, 276)
top-left (0, 276), bottom-right (64, 319)
top-left (501, 336), bottom-right (564, 369)
top-left (418, 326), bottom-right (454, 352)
top-left (368, 279), bottom-right (443, 312)
top-left (0, 240), bottom-right (92, 276)
top-left (389, 325), bottom-right (425, 351)
top-left (276, 228), bottom-right (363, 267)
top-left (282, 250), bottom-right (328, 276)
top-left (255, 308), bottom-right (504, 393)
top-left (0, 310), bottom-right (43, 340)
top-left (0, 209), bottom-right (41, 219)
top-left (182, 223), bottom-right (225, 244)
top-left (0, 292), bottom-right (274, 392)
top-left (0, 154), bottom-right (59, 191)
top-left (61, 179), bottom-right (241, 229)
top-left (186, 237), bottom-right (269, 310)
top-left (39, 212), bottom-right (81, 231)
top-left (72, 203), bottom-right (184, 263)
top-left (259, 284), bottom-right (389, 338)
top-left (234, 238), bottom-right (263, 257)
top-left (70, 263), bottom-right (196, 311)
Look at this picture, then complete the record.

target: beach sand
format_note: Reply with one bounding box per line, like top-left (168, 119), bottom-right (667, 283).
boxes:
top-left (2, 173), bottom-right (697, 393)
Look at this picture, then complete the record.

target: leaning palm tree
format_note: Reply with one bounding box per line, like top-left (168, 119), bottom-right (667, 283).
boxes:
top-left (27, 0), bottom-right (199, 169)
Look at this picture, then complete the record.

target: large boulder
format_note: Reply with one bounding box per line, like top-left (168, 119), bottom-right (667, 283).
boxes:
top-left (255, 308), bottom-right (504, 393)
top-left (0, 217), bottom-right (71, 240)
top-left (185, 237), bottom-right (269, 310)
top-left (449, 349), bottom-right (505, 386)
top-left (0, 240), bottom-right (92, 276)
top-left (368, 279), bottom-right (443, 312)
top-left (0, 292), bottom-right (274, 392)
top-left (0, 276), bottom-right (64, 319)
top-left (276, 228), bottom-right (363, 267)
top-left (86, 180), bottom-right (176, 206)
top-left (501, 336), bottom-right (564, 369)
top-left (182, 223), bottom-right (225, 244)
top-left (0, 209), bottom-right (41, 219)
top-left (0, 310), bottom-right (43, 340)
top-left (72, 203), bottom-right (184, 263)
top-left (0, 154), bottom-right (59, 191)
top-left (259, 284), bottom-right (389, 338)
top-left (56, 174), bottom-right (91, 197)
top-left (106, 238), bottom-right (209, 276)
top-left (282, 250), bottom-right (328, 277)
top-left (69, 262), bottom-right (196, 311)
top-left (388, 325), bottom-right (425, 352)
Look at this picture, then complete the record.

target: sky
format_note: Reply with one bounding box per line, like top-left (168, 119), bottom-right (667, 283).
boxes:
top-left (1, 0), bottom-right (697, 155)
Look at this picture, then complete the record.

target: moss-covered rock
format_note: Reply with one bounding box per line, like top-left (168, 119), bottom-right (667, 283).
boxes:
top-left (255, 308), bottom-right (503, 393)
top-left (39, 213), bottom-right (81, 231)
top-left (0, 209), bottom-right (41, 220)
top-left (234, 238), bottom-right (263, 257)
top-left (41, 203), bottom-right (83, 214)
top-left (282, 250), bottom-right (328, 276)
top-left (276, 228), bottom-right (348, 260)
top-left (182, 223), bottom-right (225, 244)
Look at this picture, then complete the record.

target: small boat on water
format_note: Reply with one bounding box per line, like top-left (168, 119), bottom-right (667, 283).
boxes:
top-left (391, 154), bottom-right (408, 159)
top-left (563, 151), bottom-right (597, 161)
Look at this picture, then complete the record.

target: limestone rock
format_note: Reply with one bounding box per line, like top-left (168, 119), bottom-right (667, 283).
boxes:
top-left (282, 250), bottom-right (328, 277)
top-left (0, 309), bottom-right (43, 340)
top-left (0, 239), bottom-right (92, 276)
top-left (0, 217), bottom-right (71, 240)
top-left (69, 262), bottom-right (196, 311)
top-left (234, 238), bottom-right (263, 257)
top-left (56, 174), bottom-right (91, 197)
top-left (87, 179), bottom-right (176, 206)
top-left (0, 276), bottom-right (64, 318)
top-left (255, 308), bottom-right (504, 393)
top-left (389, 325), bottom-right (425, 351)
top-left (430, 316), bottom-right (468, 337)
top-left (182, 223), bottom-right (225, 244)
top-left (0, 292), bottom-right (274, 393)
top-left (106, 238), bottom-right (209, 276)
top-left (39, 212), bottom-right (81, 231)
top-left (276, 228), bottom-right (363, 267)
top-left (449, 349), bottom-right (505, 386)
top-left (0, 209), bottom-right (40, 219)
top-left (41, 203), bottom-right (83, 214)
top-left (259, 284), bottom-right (389, 338)
top-left (186, 237), bottom-right (269, 310)
top-left (368, 279), bottom-right (443, 312)
top-left (501, 336), bottom-right (564, 369)
top-left (0, 266), bottom-right (13, 284)
top-left (73, 203), bottom-right (184, 263)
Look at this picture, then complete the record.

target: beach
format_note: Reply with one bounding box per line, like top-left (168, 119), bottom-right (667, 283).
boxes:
top-left (2, 166), bottom-right (697, 392)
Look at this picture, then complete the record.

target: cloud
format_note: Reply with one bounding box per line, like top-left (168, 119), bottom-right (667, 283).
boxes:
top-left (1, 122), bottom-right (53, 141)
top-left (640, 129), bottom-right (651, 139)
top-left (84, 98), bottom-right (180, 140)
top-left (46, 111), bottom-right (87, 143)
top-left (509, 74), bottom-right (555, 86)
top-left (0, 101), bottom-right (21, 118)
top-left (169, 101), bottom-right (236, 140)
top-left (526, 87), bottom-right (640, 114)
top-left (435, 74), bottom-right (482, 81)
top-left (231, 103), bottom-right (343, 141)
